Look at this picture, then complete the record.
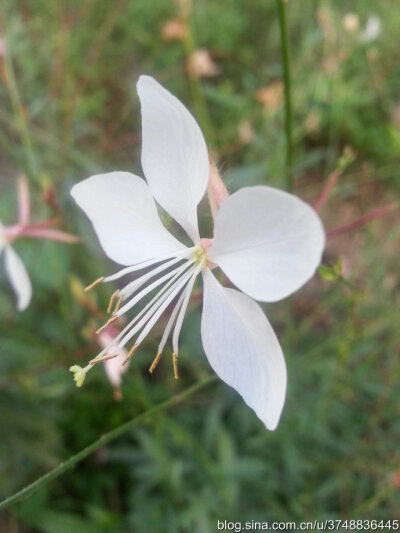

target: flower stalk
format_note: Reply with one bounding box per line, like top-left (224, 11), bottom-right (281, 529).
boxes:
top-left (0, 376), bottom-right (217, 512)
top-left (276, 0), bottom-right (293, 192)
top-left (327, 202), bottom-right (398, 239)
top-left (1, 42), bottom-right (39, 181)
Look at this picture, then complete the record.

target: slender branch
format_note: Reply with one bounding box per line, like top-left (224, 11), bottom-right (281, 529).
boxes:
top-left (178, 6), bottom-right (216, 148)
top-left (2, 42), bottom-right (39, 181)
top-left (314, 147), bottom-right (355, 212)
top-left (276, 0), bottom-right (293, 191)
top-left (0, 376), bottom-right (217, 511)
top-left (314, 169), bottom-right (341, 212)
top-left (327, 203), bottom-right (398, 239)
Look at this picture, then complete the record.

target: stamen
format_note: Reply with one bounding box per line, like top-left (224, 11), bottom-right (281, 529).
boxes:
top-left (96, 315), bottom-right (118, 334)
top-left (119, 255), bottom-right (190, 300)
top-left (84, 276), bottom-right (105, 292)
top-left (172, 267), bottom-right (200, 355)
top-left (157, 286), bottom-right (187, 355)
top-left (107, 290), bottom-right (119, 313)
top-left (86, 251), bottom-right (201, 374)
top-left (114, 267), bottom-right (195, 354)
top-left (123, 344), bottom-right (139, 366)
top-left (149, 352), bottom-right (162, 374)
top-left (90, 263), bottom-right (193, 364)
top-left (116, 259), bottom-right (194, 317)
top-left (104, 248), bottom-right (194, 282)
top-left (130, 267), bottom-right (196, 348)
top-left (89, 353), bottom-right (119, 365)
top-left (172, 353), bottom-right (179, 379)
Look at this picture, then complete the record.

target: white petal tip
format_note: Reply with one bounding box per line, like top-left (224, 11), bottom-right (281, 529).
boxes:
top-left (201, 270), bottom-right (287, 433)
top-left (17, 299), bottom-right (31, 312)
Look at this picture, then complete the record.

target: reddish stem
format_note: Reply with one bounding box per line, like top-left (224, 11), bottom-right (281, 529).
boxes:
top-left (27, 218), bottom-right (61, 229)
top-left (314, 169), bottom-right (341, 212)
top-left (327, 203), bottom-right (398, 239)
top-left (20, 227), bottom-right (79, 243)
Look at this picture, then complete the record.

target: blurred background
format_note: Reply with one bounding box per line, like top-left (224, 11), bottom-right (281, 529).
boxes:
top-left (0, 0), bottom-right (399, 531)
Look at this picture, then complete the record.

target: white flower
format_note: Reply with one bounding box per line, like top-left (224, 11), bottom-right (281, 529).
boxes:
top-left (71, 76), bottom-right (325, 430)
top-left (0, 221), bottom-right (32, 311)
top-left (361, 15), bottom-right (381, 43)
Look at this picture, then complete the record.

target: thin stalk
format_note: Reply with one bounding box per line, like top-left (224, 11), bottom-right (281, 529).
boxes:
top-left (327, 203), bottom-right (398, 239)
top-left (0, 376), bottom-right (217, 511)
top-left (180, 14), bottom-right (216, 147)
top-left (2, 45), bottom-right (39, 181)
top-left (276, 0), bottom-right (293, 191)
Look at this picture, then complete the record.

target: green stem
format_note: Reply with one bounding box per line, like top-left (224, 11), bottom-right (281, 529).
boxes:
top-left (0, 376), bottom-right (217, 511)
top-left (276, 0), bottom-right (293, 191)
top-left (3, 45), bottom-right (39, 181)
top-left (181, 17), bottom-right (216, 148)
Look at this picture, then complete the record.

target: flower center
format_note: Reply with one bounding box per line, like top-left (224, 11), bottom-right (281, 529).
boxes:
top-left (192, 245), bottom-right (207, 269)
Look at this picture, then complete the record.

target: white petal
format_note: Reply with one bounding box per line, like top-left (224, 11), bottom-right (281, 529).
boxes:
top-left (208, 186), bottom-right (325, 302)
top-left (137, 75), bottom-right (209, 242)
top-left (201, 269), bottom-right (286, 430)
top-left (4, 246), bottom-right (32, 311)
top-left (71, 172), bottom-right (186, 266)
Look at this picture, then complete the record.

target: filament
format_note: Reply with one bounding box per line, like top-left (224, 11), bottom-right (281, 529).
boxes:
top-left (115, 260), bottom-right (194, 317)
top-left (104, 248), bottom-right (194, 282)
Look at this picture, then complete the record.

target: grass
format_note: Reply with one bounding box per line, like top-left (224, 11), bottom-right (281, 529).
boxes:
top-left (0, 0), bottom-right (399, 531)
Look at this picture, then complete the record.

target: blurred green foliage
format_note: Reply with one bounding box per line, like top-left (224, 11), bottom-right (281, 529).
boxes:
top-left (0, 0), bottom-right (399, 531)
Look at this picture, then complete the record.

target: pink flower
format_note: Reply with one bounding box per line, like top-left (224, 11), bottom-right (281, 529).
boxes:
top-left (97, 324), bottom-right (130, 400)
top-left (1, 176), bottom-right (78, 310)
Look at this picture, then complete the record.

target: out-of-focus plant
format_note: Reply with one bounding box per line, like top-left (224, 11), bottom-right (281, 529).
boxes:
top-left (0, 175), bottom-right (78, 310)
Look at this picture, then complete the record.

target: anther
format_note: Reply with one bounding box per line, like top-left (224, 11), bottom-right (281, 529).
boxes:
top-left (96, 315), bottom-right (118, 334)
top-left (84, 277), bottom-right (105, 292)
top-left (107, 290), bottom-right (119, 313)
top-left (89, 353), bottom-right (119, 365)
top-left (123, 344), bottom-right (139, 366)
top-left (113, 296), bottom-right (123, 314)
top-left (149, 352), bottom-right (162, 374)
top-left (172, 352), bottom-right (179, 379)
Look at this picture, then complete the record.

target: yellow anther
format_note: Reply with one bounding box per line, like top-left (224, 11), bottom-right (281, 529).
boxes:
top-left (84, 276), bottom-right (105, 292)
top-left (107, 290), bottom-right (119, 313)
top-left (149, 352), bottom-right (162, 374)
top-left (113, 296), bottom-right (123, 314)
top-left (123, 344), bottom-right (139, 366)
top-left (89, 353), bottom-right (119, 365)
top-left (96, 315), bottom-right (118, 334)
top-left (172, 352), bottom-right (179, 379)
